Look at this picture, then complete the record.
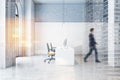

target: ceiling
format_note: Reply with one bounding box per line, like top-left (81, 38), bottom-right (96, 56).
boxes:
top-left (33, 0), bottom-right (85, 4)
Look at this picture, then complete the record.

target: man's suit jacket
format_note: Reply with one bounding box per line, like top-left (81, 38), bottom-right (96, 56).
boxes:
top-left (89, 33), bottom-right (97, 47)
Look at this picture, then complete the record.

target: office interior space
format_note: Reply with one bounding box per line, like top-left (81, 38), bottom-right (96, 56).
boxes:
top-left (0, 0), bottom-right (120, 80)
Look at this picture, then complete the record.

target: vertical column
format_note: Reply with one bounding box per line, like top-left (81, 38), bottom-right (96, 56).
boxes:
top-left (25, 0), bottom-right (34, 56)
top-left (108, 0), bottom-right (115, 66)
top-left (25, 0), bottom-right (32, 56)
top-left (0, 0), bottom-right (6, 69)
top-left (6, 0), bottom-right (16, 68)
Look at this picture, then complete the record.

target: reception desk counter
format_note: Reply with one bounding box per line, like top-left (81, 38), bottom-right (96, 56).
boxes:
top-left (55, 47), bottom-right (74, 65)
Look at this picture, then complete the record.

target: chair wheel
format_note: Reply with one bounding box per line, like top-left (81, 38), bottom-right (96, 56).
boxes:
top-left (48, 61), bottom-right (50, 64)
top-left (44, 60), bottom-right (46, 62)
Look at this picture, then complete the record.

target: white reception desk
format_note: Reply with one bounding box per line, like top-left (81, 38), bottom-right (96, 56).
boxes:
top-left (55, 47), bottom-right (74, 65)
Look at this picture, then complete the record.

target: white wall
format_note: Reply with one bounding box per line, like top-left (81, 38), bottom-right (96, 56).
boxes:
top-left (35, 22), bottom-right (86, 55)
top-left (35, 22), bottom-right (103, 55)
top-left (0, 0), bottom-right (6, 68)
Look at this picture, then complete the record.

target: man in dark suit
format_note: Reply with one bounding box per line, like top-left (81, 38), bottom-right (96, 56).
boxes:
top-left (84, 28), bottom-right (101, 63)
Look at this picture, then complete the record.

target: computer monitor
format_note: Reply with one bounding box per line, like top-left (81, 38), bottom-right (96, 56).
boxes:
top-left (63, 38), bottom-right (68, 47)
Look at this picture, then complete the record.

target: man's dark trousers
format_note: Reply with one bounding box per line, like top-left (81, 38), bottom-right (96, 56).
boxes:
top-left (84, 46), bottom-right (99, 61)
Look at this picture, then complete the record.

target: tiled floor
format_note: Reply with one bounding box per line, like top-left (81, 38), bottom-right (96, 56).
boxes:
top-left (0, 55), bottom-right (119, 80)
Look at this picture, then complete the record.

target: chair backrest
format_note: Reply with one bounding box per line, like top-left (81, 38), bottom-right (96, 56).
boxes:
top-left (50, 43), bottom-right (56, 52)
top-left (46, 43), bottom-right (50, 52)
top-left (50, 43), bottom-right (53, 49)
top-left (47, 43), bottom-right (56, 53)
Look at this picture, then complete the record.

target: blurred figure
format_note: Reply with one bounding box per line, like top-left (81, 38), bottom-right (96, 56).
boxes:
top-left (84, 28), bottom-right (101, 63)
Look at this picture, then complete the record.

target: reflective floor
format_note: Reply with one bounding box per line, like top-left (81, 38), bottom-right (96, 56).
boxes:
top-left (0, 55), bottom-right (120, 80)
